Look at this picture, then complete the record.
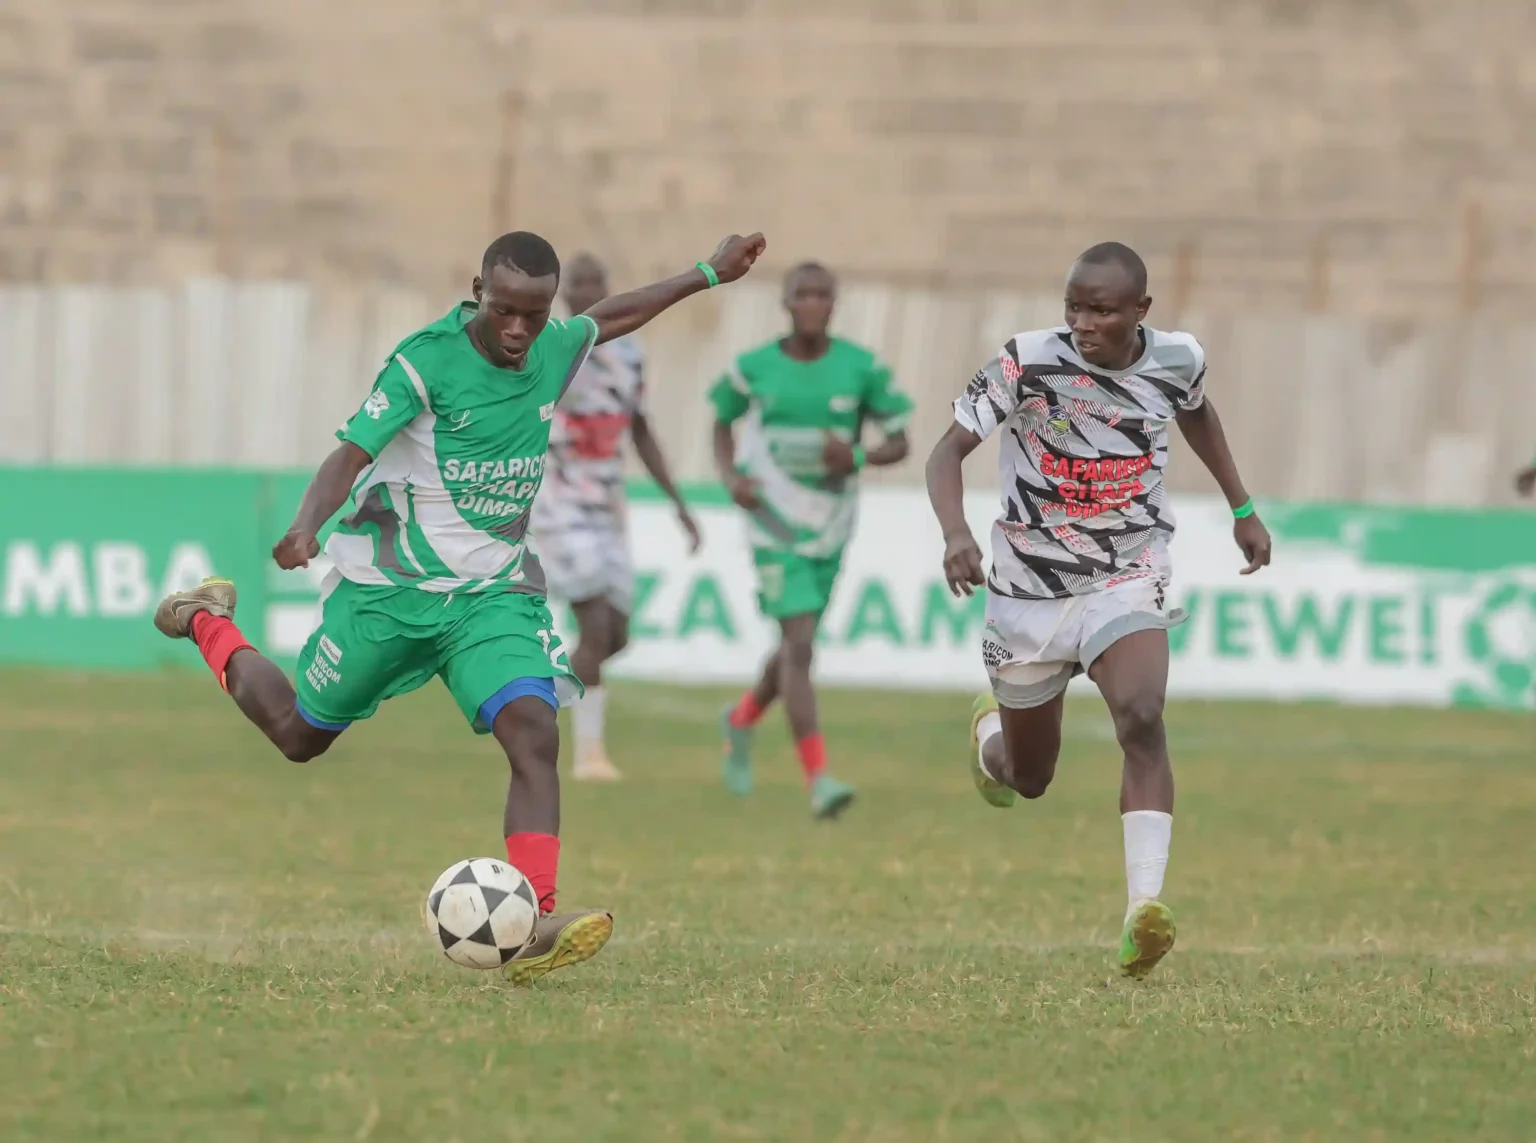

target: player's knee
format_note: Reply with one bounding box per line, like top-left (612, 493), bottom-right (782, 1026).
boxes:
top-left (279, 712), bottom-right (336, 764)
top-left (1111, 693), bottom-right (1166, 749)
top-left (493, 698), bottom-right (560, 774)
top-left (1016, 771), bottom-right (1053, 799)
top-left (781, 637), bottom-right (815, 673)
top-left (280, 736), bottom-right (329, 764)
top-left (1009, 753), bottom-right (1057, 799)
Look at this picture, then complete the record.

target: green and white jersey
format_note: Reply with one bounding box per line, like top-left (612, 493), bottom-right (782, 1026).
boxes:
top-left (708, 337), bottom-right (912, 558)
top-left (328, 304), bottom-right (598, 594)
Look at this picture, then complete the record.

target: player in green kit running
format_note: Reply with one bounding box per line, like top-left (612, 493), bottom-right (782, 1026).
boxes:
top-left (152, 229), bottom-right (766, 982)
top-left (711, 262), bottom-right (913, 818)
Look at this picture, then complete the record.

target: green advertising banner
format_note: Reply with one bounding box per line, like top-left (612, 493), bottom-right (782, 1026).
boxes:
top-left (0, 469), bottom-right (270, 670)
top-left (2, 468), bottom-right (1533, 711)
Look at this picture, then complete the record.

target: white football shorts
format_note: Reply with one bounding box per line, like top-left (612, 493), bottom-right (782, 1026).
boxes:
top-left (981, 563), bottom-right (1185, 710)
top-left (536, 524), bottom-right (634, 613)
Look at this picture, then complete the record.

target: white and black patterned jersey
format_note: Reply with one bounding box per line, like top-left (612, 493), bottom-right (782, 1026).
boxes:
top-left (533, 335), bottom-right (646, 533)
top-left (953, 326), bottom-right (1207, 601)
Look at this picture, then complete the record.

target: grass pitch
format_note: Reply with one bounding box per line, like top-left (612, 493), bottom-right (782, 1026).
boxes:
top-left (0, 669), bottom-right (1532, 1141)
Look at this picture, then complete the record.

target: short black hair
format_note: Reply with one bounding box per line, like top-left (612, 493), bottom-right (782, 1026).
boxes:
top-left (565, 251), bottom-right (606, 278)
top-left (784, 261), bottom-right (835, 288)
top-left (481, 231), bottom-right (561, 281)
top-left (1074, 242), bottom-right (1148, 295)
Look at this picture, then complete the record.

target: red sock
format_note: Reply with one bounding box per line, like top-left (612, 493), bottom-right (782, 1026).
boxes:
top-left (796, 732), bottom-right (827, 784)
top-left (728, 690), bottom-right (766, 729)
top-left (190, 611), bottom-right (254, 693)
top-left (505, 832), bottom-right (560, 914)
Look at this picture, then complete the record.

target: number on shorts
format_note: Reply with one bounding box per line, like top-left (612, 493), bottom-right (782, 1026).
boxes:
top-left (537, 628), bottom-right (571, 672)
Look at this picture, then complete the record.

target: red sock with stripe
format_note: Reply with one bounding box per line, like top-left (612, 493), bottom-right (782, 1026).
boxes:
top-left (796, 732), bottom-right (827, 784)
top-left (505, 832), bottom-right (560, 914)
top-left (728, 690), bottom-right (766, 729)
top-left (190, 611), bottom-right (254, 693)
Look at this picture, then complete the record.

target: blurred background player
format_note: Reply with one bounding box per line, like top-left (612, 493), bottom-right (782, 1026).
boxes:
top-left (152, 230), bottom-right (766, 983)
top-left (710, 262), bottom-right (913, 819)
top-left (534, 252), bottom-right (701, 783)
top-left (925, 242), bottom-right (1272, 979)
top-left (1516, 457), bottom-right (1536, 498)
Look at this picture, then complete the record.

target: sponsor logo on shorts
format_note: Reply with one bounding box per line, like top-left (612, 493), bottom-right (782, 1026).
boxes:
top-left (981, 637), bottom-right (1010, 670)
top-left (305, 657), bottom-right (341, 691)
top-left (319, 635), bottom-right (343, 665)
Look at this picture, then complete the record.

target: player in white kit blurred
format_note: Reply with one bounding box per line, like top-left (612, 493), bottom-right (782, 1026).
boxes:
top-left (533, 253), bottom-right (701, 781)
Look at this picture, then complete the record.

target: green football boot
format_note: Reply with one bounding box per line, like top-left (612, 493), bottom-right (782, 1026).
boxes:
top-left (968, 692), bottom-right (1015, 808)
top-left (1118, 900), bottom-right (1177, 979)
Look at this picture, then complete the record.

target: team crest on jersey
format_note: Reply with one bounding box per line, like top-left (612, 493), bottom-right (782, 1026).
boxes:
top-left (829, 395), bottom-right (856, 412)
top-left (540, 402), bottom-right (555, 422)
top-left (1046, 410), bottom-right (1072, 434)
top-left (363, 389), bottom-right (390, 419)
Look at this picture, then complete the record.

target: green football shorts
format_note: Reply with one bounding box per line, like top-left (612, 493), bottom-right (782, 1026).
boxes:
top-left (753, 549), bottom-right (843, 622)
top-left (293, 578), bottom-right (578, 734)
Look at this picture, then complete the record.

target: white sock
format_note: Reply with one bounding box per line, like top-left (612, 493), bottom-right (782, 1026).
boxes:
top-left (574, 685), bottom-right (606, 761)
top-left (1122, 810), bottom-right (1172, 919)
top-left (975, 712), bottom-right (1003, 781)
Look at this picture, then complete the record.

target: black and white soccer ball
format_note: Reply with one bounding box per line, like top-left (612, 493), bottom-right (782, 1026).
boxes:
top-left (425, 858), bottom-right (539, 970)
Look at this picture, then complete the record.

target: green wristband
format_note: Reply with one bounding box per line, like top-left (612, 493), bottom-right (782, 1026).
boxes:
top-left (1233, 498), bottom-right (1255, 519)
top-left (695, 261), bottom-right (720, 288)
top-left (851, 445), bottom-right (867, 470)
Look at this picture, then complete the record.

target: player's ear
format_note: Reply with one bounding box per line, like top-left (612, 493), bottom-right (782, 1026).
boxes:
top-left (1137, 294), bottom-right (1152, 321)
top-left (472, 277), bottom-right (484, 302)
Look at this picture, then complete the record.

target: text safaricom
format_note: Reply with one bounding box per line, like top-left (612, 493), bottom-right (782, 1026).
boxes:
top-left (443, 456), bottom-right (547, 518)
top-left (1041, 452), bottom-right (1153, 519)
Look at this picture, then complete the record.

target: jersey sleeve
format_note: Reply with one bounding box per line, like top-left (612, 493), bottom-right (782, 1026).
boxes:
top-left (708, 359), bottom-right (752, 425)
top-left (1177, 338), bottom-right (1208, 411)
top-left (337, 355), bottom-right (426, 457)
top-left (550, 315), bottom-right (600, 394)
top-left (952, 340), bottom-right (1025, 441)
top-left (860, 355), bottom-right (913, 435)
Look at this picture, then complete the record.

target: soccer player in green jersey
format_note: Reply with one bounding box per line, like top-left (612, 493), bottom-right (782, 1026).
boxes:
top-left (711, 262), bottom-right (913, 818)
top-left (152, 229), bottom-right (766, 982)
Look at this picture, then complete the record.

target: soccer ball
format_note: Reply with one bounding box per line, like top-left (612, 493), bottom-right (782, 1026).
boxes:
top-left (425, 857), bottom-right (540, 969)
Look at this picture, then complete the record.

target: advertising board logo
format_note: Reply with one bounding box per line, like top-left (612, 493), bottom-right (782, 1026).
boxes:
top-left (1455, 579), bottom-right (1536, 709)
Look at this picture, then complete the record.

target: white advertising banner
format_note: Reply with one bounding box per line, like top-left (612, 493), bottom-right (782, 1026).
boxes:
top-left (267, 488), bottom-right (1536, 712)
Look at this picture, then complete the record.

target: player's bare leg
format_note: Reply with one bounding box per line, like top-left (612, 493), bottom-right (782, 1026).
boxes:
top-left (493, 694), bottom-right (613, 984)
top-left (568, 597), bottom-right (625, 782)
top-left (1089, 629), bottom-right (1176, 979)
top-left (970, 691), bottom-right (1066, 807)
top-left (154, 578), bottom-right (339, 763)
top-left (777, 613), bottom-right (854, 819)
top-left (721, 647), bottom-right (781, 796)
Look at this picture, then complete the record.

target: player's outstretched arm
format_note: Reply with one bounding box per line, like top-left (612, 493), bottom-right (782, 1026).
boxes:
top-left (272, 443), bottom-right (373, 570)
top-left (632, 413), bottom-right (701, 553)
top-left (581, 234), bottom-right (767, 346)
top-left (925, 423), bottom-right (986, 597)
top-left (1175, 399), bottom-right (1273, 575)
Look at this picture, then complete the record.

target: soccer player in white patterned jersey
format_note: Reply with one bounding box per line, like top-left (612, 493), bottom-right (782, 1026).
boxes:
top-left (533, 253), bottom-right (701, 782)
top-left (925, 242), bottom-right (1273, 980)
